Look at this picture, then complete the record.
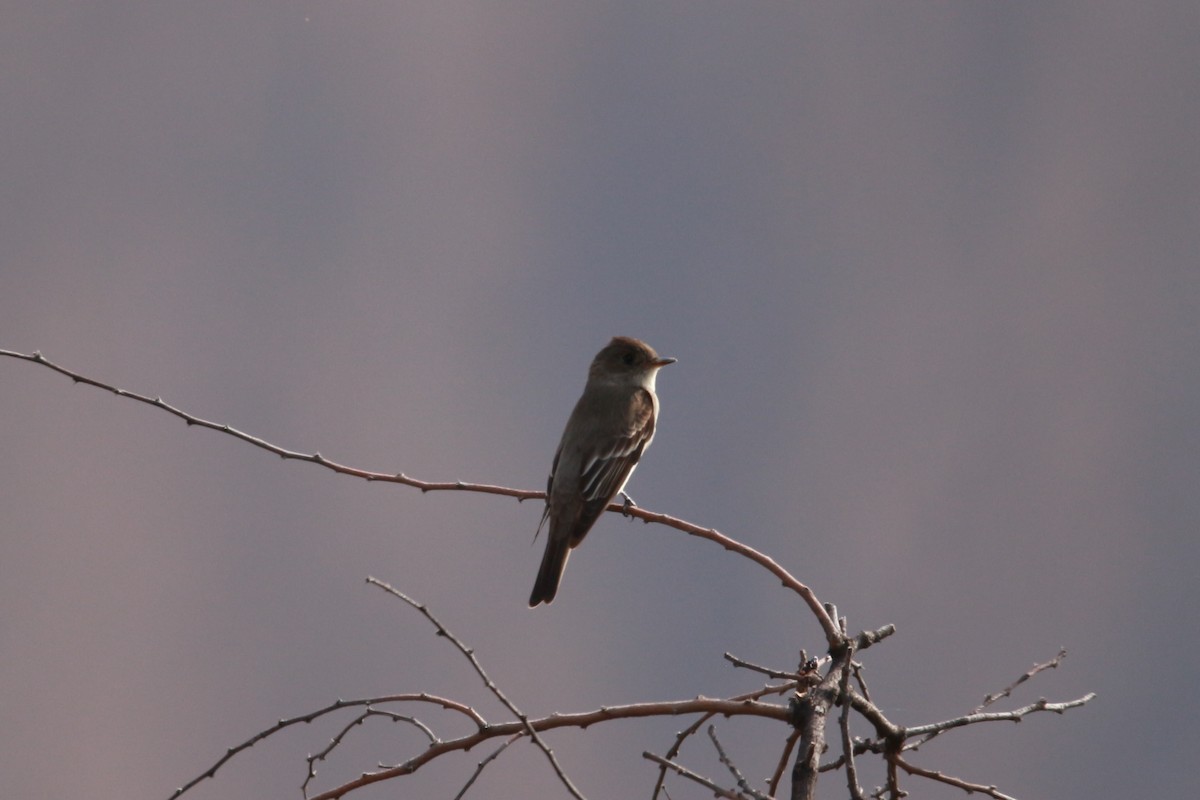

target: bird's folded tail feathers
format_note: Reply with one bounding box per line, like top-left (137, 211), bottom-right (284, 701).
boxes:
top-left (528, 535), bottom-right (570, 607)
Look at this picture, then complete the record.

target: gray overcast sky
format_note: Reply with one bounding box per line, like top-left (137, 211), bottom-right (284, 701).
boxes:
top-left (2, 3), bottom-right (1197, 799)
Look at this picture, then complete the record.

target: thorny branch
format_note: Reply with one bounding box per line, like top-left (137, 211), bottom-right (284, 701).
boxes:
top-left (4, 349), bottom-right (1097, 800)
top-left (2, 349), bottom-right (839, 642)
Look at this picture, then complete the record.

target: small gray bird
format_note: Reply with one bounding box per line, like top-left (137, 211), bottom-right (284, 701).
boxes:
top-left (529, 336), bottom-right (675, 606)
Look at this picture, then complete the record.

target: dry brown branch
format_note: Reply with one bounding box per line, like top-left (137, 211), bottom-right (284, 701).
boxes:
top-left (902, 694), bottom-right (1097, 738)
top-left (724, 651), bottom-right (807, 680)
top-left (1, 348), bottom-right (838, 644)
top-left (4, 349), bottom-right (1097, 800)
top-left (453, 734), bottom-right (520, 800)
top-left (170, 693), bottom-right (485, 800)
top-left (643, 752), bottom-right (750, 800)
top-left (983, 648), bottom-right (1070, 706)
top-left (649, 683), bottom-right (795, 800)
top-left (0, 349), bottom-right (542, 502)
top-left (838, 647), bottom-right (865, 800)
top-left (768, 727), bottom-right (802, 797)
top-left (909, 647), bottom-right (1069, 752)
top-left (895, 756), bottom-right (1018, 800)
top-left (365, 578), bottom-right (586, 799)
top-left (178, 687), bottom-right (789, 800)
top-left (791, 642), bottom-right (856, 800)
top-left (308, 697), bottom-right (788, 800)
top-left (709, 725), bottom-right (771, 800)
top-left (303, 709), bottom-right (436, 797)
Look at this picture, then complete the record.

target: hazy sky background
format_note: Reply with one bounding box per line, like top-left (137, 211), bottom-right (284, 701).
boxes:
top-left (2, 3), bottom-right (1197, 799)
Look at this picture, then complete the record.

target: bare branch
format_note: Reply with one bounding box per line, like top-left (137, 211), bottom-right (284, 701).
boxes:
top-left (910, 648), bottom-right (1069, 752)
top-left (3, 348), bottom-right (839, 643)
top-left (853, 624), bottom-right (896, 652)
top-left (303, 710), bottom-right (437, 797)
top-left (902, 694), bottom-right (1097, 738)
top-left (886, 756), bottom-right (901, 799)
top-left (708, 725), bottom-right (771, 800)
top-left (982, 648), bottom-right (1070, 706)
top-left (626, 506), bottom-right (840, 645)
top-left (723, 652), bottom-right (806, 681)
top-left (895, 756), bottom-right (1018, 800)
top-left (643, 752), bottom-right (749, 800)
top-left (174, 593), bottom-right (792, 800)
top-left (838, 649), bottom-right (865, 800)
top-left (171, 693), bottom-right (485, 800)
top-left (767, 728), bottom-right (801, 797)
top-left (366, 578), bottom-right (586, 800)
top-left (791, 644), bottom-right (856, 800)
top-left (0, 349), bottom-right (542, 502)
top-left (7, 350), bottom-right (1097, 800)
top-left (649, 683), bottom-right (794, 800)
top-left (453, 734), bottom-right (521, 800)
top-left (309, 696), bottom-right (788, 800)
top-left (850, 661), bottom-right (873, 704)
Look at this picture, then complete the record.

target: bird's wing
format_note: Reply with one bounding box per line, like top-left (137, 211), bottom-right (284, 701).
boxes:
top-left (533, 446), bottom-right (562, 543)
top-left (571, 388), bottom-right (657, 545)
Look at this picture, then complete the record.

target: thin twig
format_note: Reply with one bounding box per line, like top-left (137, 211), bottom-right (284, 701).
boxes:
top-left (649, 683), bottom-right (794, 800)
top-left (171, 693), bottom-right (484, 800)
top-left (767, 728), bottom-right (801, 797)
top-left (0, 350), bottom-right (542, 502)
top-left (366, 578), bottom-right (587, 800)
top-left (301, 695), bottom-right (786, 800)
top-left (303, 709), bottom-right (437, 797)
top-left (983, 648), bottom-right (1069, 707)
top-left (643, 752), bottom-right (748, 800)
top-left (902, 694), bottom-right (1097, 738)
top-left (370, 709), bottom-right (438, 742)
top-left (724, 652), bottom-right (803, 681)
top-left (838, 648), bottom-right (865, 800)
top-left (895, 756), bottom-right (1018, 800)
top-left (886, 756), bottom-right (901, 799)
top-left (453, 734), bottom-right (521, 800)
top-left (708, 725), bottom-right (769, 800)
top-left (851, 661), bottom-right (873, 704)
top-left (910, 648), bottom-right (1068, 751)
top-left (170, 615), bottom-right (790, 799)
top-left (628, 505), bottom-right (840, 644)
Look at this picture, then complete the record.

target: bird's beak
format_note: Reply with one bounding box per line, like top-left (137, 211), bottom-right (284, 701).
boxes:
top-left (654, 356), bottom-right (677, 367)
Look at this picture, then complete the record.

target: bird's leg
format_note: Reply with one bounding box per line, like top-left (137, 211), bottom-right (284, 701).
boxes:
top-left (619, 491), bottom-right (638, 517)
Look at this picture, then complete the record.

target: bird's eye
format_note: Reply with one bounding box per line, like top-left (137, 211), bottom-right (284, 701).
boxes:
top-left (621, 352), bottom-right (636, 366)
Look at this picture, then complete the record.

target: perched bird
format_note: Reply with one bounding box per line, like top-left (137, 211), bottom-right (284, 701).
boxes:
top-left (529, 336), bottom-right (675, 606)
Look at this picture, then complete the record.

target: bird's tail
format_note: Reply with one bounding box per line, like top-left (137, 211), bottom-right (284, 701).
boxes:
top-left (528, 536), bottom-right (570, 607)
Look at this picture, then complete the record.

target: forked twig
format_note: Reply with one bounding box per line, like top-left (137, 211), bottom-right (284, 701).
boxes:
top-left (366, 578), bottom-right (586, 800)
top-left (171, 693), bottom-right (484, 800)
top-left (649, 682), bottom-right (794, 799)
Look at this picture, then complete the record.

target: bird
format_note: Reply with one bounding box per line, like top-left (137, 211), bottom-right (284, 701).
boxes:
top-left (529, 336), bottom-right (675, 606)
